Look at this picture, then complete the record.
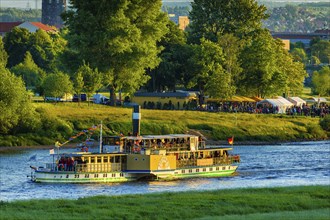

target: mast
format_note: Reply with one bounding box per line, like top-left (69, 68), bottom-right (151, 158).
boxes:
top-left (99, 121), bottom-right (103, 153)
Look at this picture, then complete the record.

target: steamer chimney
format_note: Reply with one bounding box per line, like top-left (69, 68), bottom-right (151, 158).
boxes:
top-left (132, 105), bottom-right (141, 136)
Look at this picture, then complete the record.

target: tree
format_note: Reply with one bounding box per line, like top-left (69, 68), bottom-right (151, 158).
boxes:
top-left (274, 39), bottom-right (307, 97)
top-left (0, 37), bottom-right (8, 67)
top-left (73, 71), bottom-right (84, 104)
top-left (188, 0), bottom-right (268, 44)
top-left (217, 34), bottom-right (243, 93)
top-left (3, 27), bottom-right (31, 68)
top-left (76, 62), bottom-right (102, 104)
top-left (290, 48), bottom-right (307, 63)
top-left (239, 30), bottom-right (307, 98)
top-left (186, 38), bottom-right (234, 103)
top-left (311, 56), bottom-right (321, 66)
top-left (147, 21), bottom-right (187, 92)
top-left (0, 67), bottom-right (40, 134)
top-left (42, 72), bottom-right (73, 102)
top-left (62, 0), bottom-right (169, 105)
top-left (310, 40), bottom-right (330, 64)
top-left (239, 30), bottom-right (281, 97)
top-left (29, 29), bottom-right (57, 72)
top-left (11, 51), bottom-right (46, 89)
top-left (312, 66), bottom-right (330, 96)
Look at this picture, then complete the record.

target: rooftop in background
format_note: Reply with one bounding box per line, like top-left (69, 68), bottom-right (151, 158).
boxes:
top-left (0, 21), bottom-right (57, 37)
top-left (0, 22), bottom-right (23, 36)
top-left (134, 91), bottom-right (196, 98)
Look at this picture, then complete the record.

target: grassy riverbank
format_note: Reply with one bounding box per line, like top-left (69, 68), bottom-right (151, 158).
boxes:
top-left (0, 102), bottom-right (329, 147)
top-left (1, 185), bottom-right (329, 219)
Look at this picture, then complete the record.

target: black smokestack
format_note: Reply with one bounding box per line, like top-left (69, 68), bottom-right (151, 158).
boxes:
top-left (132, 105), bottom-right (141, 136)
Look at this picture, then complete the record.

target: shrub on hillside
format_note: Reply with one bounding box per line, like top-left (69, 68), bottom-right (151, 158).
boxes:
top-left (306, 123), bottom-right (327, 139)
top-left (320, 115), bottom-right (330, 131)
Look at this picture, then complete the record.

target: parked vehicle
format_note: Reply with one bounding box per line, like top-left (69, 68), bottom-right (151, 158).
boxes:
top-left (72, 94), bottom-right (87, 102)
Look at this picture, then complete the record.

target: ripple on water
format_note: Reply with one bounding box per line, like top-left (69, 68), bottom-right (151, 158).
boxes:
top-left (1, 141), bottom-right (330, 201)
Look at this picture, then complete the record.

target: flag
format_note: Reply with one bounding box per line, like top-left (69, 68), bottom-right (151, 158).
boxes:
top-left (55, 141), bottom-right (61, 148)
top-left (228, 136), bottom-right (234, 145)
top-left (50, 149), bottom-right (55, 155)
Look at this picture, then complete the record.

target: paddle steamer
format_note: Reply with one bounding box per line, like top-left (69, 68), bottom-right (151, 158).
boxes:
top-left (30, 107), bottom-right (240, 183)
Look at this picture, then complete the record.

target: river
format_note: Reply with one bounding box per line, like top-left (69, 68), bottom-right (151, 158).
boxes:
top-left (0, 141), bottom-right (329, 202)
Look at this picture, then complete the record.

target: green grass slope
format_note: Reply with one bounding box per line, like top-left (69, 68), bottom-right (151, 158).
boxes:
top-left (0, 102), bottom-right (328, 147)
top-left (1, 186), bottom-right (329, 220)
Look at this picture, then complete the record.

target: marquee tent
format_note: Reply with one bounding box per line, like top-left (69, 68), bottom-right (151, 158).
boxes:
top-left (257, 97), bottom-right (293, 114)
top-left (287, 97), bottom-right (306, 107)
top-left (306, 97), bottom-right (328, 103)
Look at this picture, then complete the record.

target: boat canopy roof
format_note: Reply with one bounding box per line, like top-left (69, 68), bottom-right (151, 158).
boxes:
top-left (119, 134), bottom-right (199, 141)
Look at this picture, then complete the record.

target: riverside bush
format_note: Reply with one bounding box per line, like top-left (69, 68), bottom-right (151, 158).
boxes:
top-left (306, 123), bottom-right (327, 139)
top-left (320, 115), bottom-right (330, 131)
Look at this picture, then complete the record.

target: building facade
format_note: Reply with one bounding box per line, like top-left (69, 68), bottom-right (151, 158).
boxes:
top-left (42, 0), bottom-right (67, 28)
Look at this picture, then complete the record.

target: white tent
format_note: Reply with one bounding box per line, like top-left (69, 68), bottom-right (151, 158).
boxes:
top-left (92, 94), bottom-right (108, 104)
top-left (257, 97), bottom-right (293, 114)
top-left (287, 97), bottom-right (306, 107)
top-left (306, 97), bottom-right (328, 103)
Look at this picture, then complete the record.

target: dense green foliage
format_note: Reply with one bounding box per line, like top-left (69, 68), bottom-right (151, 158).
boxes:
top-left (146, 21), bottom-right (187, 92)
top-left (3, 28), bottom-right (65, 72)
top-left (311, 66), bottom-right (330, 96)
top-left (76, 62), bottom-right (102, 102)
top-left (42, 72), bottom-right (73, 100)
top-left (0, 103), bottom-right (328, 147)
top-left (1, 186), bottom-right (329, 220)
top-left (0, 37), bottom-right (8, 67)
top-left (0, 67), bottom-right (39, 135)
top-left (188, 0), bottom-right (268, 43)
top-left (62, 0), bottom-right (169, 105)
top-left (11, 51), bottom-right (45, 89)
top-left (186, 1), bottom-right (306, 99)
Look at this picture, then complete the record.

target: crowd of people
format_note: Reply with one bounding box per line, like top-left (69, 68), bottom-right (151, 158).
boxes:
top-left (57, 156), bottom-right (76, 171)
top-left (205, 102), bottom-right (329, 117)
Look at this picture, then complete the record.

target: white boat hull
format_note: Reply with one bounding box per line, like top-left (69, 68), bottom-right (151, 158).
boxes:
top-left (31, 165), bottom-right (237, 183)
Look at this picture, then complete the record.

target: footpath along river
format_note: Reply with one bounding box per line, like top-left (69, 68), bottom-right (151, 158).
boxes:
top-left (0, 141), bottom-right (329, 202)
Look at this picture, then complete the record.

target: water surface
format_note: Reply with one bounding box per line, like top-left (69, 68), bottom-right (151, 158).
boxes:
top-left (0, 141), bottom-right (329, 201)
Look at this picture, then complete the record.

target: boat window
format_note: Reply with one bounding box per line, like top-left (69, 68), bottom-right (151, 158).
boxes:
top-left (103, 174), bottom-right (107, 178)
top-left (110, 157), bottom-right (115, 163)
top-left (95, 174), bottom-right (98, 178)
top-left (91, 157), bottom-right (95, 163)
top-left (112, 173), bottom-right (116, 177)
top-left (189, 169), bottom-right (192, 173)
top-left (115, 156), bottom-right (120, 163)
top-left (97, 157), bottom-right (102, 163)
top-left (182, 170), bottom-right (185, 174)
top-left (120, 173), bottom-right (124, 177)
top-left (66, 174), bottom-right (69, 178)
top-left (196, 169), bottom-right (199, 172)
top-left (75, 174), bottom-right (79, 178)
top-left (104, 157), bottom-right (108, 163)
top-left (216, 167), bottom-right (219, 171)
top-left (209, 168), bottom-right (213, 171)
top-left (222, 167), bottom-right (226, 170)
top-left (203, 168), bottom-right (206, 172)
top-left (85, 174), bottom-right (89, 178)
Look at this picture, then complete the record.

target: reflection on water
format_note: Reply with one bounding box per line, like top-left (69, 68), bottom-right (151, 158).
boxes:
top-left (0, 141), bottom-right (329, 201)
